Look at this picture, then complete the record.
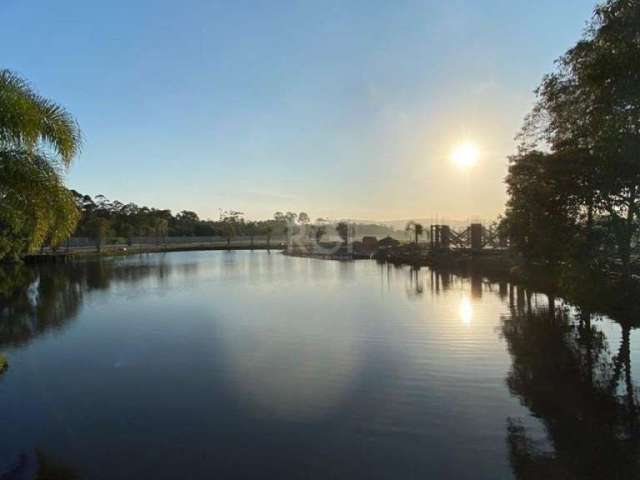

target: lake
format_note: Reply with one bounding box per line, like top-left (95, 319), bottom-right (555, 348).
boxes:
top-left (0, 251), bottom-right (638, 479)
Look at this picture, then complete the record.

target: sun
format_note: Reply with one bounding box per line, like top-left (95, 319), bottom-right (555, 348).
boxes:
top-left (451, 143), bottom-right (479, 169)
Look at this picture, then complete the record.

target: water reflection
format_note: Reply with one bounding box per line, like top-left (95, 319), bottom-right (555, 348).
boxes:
top-left (222, 317), bottom-right (363, 421)
top-left (412, 265), bottom-right (640, 478)
top-left (0, 450), bottom-right (79, 480)
top-left (501, 295), bottom-right (640, 479)
top-left (459, 296), bottom-right (473, 326)
top-left (405, 266), bottom-right (424, 299)
top-left (0, 256), bottom-right (188, 350)
top-left (0, 254), bottom-right (638, 479)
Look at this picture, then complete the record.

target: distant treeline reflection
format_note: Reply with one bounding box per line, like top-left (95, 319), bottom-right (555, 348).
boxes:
top-left (0, 257), bottom-right (639, 479)
top-left (0, 256), bottom-right (188, 349)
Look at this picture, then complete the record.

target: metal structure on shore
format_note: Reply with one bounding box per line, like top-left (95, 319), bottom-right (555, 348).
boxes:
top-left (429, 223), bottom-right (507, 251)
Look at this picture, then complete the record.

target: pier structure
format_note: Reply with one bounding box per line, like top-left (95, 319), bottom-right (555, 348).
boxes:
top-left (428, 223), bottom-right (505, 252)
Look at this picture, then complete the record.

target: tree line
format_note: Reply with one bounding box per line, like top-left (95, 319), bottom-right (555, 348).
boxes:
top-left (4, 0), bottom-right (636, 282)
top-left (0, 66), bottom-right (394, 261)
top-left (68, 193), bottom-right (396, 250)
top-left (71, 194), bottom-right (299, 248)
top-left (501, 0), bottom-right (640, 283)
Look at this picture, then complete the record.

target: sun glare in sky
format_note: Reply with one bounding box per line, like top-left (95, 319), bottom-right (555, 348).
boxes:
top-left (451, 143), bottom-right (479, 169)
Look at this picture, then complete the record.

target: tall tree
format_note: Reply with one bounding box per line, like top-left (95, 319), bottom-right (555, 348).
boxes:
top-left (87, 217), bottom-right (111, 253)
top-left (503, 151), bottom-right (579, 269)
top-left (153, 218), bottom-right (169, 245)
top-left (221, 211), bottom-right (243, 248)
top-left (0, 70), bottom-right (82, 261)
top-left (174, 210), bottom-right (200, 236)
top-left (505, 0), bottom-right (640, 279)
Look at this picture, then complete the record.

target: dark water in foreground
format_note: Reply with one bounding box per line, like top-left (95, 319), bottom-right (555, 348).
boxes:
top-left (0, 251), bottom-right (638, 479)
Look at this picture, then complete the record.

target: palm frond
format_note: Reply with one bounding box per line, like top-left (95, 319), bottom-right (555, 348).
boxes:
top-left (0, 69), bottom-right (82, 166)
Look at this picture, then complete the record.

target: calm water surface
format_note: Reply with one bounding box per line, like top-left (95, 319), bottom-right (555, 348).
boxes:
top-left (0, 251), bottom-right (638, 479)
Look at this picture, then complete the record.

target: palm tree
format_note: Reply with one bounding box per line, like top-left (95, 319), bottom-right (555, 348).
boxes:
top-left (405, 221), bottom-right (424, 245)
top-left (0, 70), bottom-right (81, 165)
top-left (0, 70), bottom-right (82, 261)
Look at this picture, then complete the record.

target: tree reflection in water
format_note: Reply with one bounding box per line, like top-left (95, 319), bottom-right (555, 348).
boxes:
top-left (0, 257), bottom-right (178, 350)
top-left (0, 450), bottom-right (79, 480)
top-left (0, 256), bottom-right (190, 480)
top-left (423, 266), bottom-right (640, 478)
top-left (1, 258), bottom-right (639, 479)
top-left (405, 266), bottom-right (424, 299)
top-left (501, 292), bottom-right (640, 479)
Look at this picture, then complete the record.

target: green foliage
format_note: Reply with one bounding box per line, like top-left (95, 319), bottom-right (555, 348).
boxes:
top-left (0, 150), bottom-right (79, 261)
top-left (0, 70), bottom-right (81, 261)
top-left (504, 151), bottom-right (579, 268)
top-left (72, 196), bottom-right (292, 241)
top-left (0, 70), bottom-right (81, 165)
top-left (504, 0), bottom-right (640, 279)
top-left (0, 353), bottom-right (7, 373)
top-left (174, 210), bottom-right (200, 235)
top-left (152, 217), bottom-right (169, 244)
top-left (0, 262), bottom-right (34, 302)
top-left (86, 216), bottom-right (112, 252)
top-left (70, 192), bottom-right (397, 250)
top-left (220, 211), bottom-right (242, 246)
top-left (245, 221), bottom-right (259, 246)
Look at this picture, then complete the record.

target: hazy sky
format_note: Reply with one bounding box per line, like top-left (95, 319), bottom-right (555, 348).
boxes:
top-left (0, 1), bottom-right (595, 221)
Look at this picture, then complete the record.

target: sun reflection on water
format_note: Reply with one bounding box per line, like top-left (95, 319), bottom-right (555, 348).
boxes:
top-left (459, 296), bottom-right (473, 326)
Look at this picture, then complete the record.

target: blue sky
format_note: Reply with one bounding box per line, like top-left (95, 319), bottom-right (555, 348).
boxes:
top-left (0, 0), bottom-right (595, 221)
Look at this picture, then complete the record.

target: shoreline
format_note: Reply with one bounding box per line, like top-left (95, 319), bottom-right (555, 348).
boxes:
top-left (23, 242), bottom-right (286, 264)
top-left (14, 243), bottom-right (640, 326)
top-left (285, 245), bottom-right (518, 278)
top-left (285, 245), bottom-right (640, 322)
